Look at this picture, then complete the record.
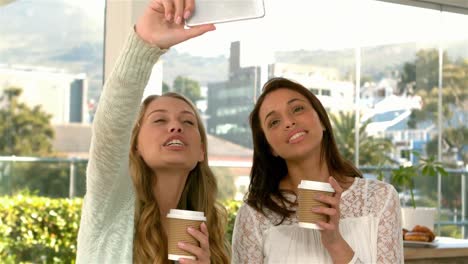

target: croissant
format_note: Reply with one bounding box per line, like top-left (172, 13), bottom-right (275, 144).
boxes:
top-left (402, 225), bottom-right (436, 242)
top-left (404, 231), bottom-right (432, 242)
top-left (412, 225), bottom-right (435, 242)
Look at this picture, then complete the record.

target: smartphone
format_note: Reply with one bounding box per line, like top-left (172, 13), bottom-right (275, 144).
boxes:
top-left (186, 0), bottom-right (265, 27)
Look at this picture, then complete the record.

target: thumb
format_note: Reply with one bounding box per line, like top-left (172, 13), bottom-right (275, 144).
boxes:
top-left (182, 24), bottom-right (216, 41)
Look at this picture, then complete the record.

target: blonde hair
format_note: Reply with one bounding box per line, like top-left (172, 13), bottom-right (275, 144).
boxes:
top-left (130, 93), bottom-right (230, 264)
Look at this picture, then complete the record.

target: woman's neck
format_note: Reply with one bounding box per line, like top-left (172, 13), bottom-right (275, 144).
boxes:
top-left (153, 168), bottom-right (190, 218)
top-left (280, 154), bottom-right (330, 192)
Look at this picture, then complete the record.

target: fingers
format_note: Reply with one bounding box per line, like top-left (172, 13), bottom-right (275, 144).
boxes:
top-left (178, 242), bottom-right (204, 261)
top-left (314, 220), bottom-right (338, 231)
top-left (184, 0), bottom-right (195, 19)
top-left (190, 223), bottom-right (210, 251)
top-left (314, 193), bottom-right (339, 208)
top-left (313, 178), bottom-right (342, 227)
top-left (183, 24), bottom-right (216, 40)
top-left (329, 176), bottom-right (343, 196)
top-left (148, 0), bottom-right (165, 14)
top-left (138, 0), bottom-right (215, 50)
top-left (162, 0), bottom-right (175, 21)
top-left (173, 0), bottom-right (184, 24)
top-left (177, 223), bottom-right (210, 263)
top-left (178, 257), bottom-right (198, 264)
top-left (313, 202), bottom-right (340, 231)
top-left (200, 222), bottom-right (209, 237)
top-left (161, 0), bottom-right (194, 23)
top-left (312, 206), bottom-right (338, 217)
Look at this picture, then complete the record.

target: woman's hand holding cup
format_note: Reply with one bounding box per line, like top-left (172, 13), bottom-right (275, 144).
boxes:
top-left (312, 177), bottom-right (344, 247)
top-left (178, 222), bottom-right (211, 264)
top-left (167, 209), bottom-right (209, 263)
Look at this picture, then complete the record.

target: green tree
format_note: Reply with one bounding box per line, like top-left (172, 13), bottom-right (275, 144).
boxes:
top-left (398, 49), bottom-right (468, 165)
top-left (162, 81), bottom-right (170, 93)
top-left (426, 127), bottom-right (468, 166)
top-left (0, 87), bottom-right (69, 197)
top-left (172, 76), bottom-right (202, 102)
top-left (0, 87), bottom-right (54, 156)
top-left (330, 111), bottom-right (395, 166)
top-left (397, 62), bottom-right (416, 95)
top-left (399, 49), bottom-right (467, 123)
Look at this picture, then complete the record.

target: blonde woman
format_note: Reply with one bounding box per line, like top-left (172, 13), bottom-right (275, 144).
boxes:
top-left (76, 0), bottom-right (229, 263)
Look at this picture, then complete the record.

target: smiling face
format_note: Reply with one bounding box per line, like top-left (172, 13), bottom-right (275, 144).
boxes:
top-left (136, 96), bottom-right (205, 172)
top-left (259, 88), bottom-right (325, 161)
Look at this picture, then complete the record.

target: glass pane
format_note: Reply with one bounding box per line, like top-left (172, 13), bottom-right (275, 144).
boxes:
top-left (357, 1), bottom-right (468, 238)
top-left (440, 11), bottom-right (468, 239)
top-left (0, 0), bottom-right (105, 198)
top-left (360, 1), bottom-right (439, 170)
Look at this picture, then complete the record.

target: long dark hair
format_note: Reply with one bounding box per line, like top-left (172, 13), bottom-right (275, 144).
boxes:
top-left (247, 77), bottom-right (362, 222)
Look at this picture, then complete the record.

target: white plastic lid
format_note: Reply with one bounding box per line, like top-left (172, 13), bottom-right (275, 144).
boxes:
top-left (297, 180), bottom-right (334, 192)
top-left (166, 209), bottom-right (207, 221)
top-left (168, 254), bottom-right (196, 261)
top-left (298, 222), bottom-right (323, 230)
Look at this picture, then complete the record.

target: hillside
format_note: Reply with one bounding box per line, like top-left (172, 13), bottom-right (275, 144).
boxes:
top-left (161, 49), bottom-right (229, 86)
top-left (1, 1), bottom-right (467, 100)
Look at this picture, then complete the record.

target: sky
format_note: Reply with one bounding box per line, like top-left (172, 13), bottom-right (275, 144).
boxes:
top-left (1, 0), bottom-right (467, 63)
top-left (173, 0), bottom-right (468, 63)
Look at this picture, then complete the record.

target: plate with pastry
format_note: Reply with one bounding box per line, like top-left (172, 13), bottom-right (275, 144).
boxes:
top-left (404, 239), bottom-right (438, 248)
top-left (403, 225), bottom-right (438, 248)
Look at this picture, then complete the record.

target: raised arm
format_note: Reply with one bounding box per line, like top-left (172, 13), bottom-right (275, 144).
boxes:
top-left (85, 0), bottom-right (216, 200)
top-left (77, 0), bottom-right (215, 261)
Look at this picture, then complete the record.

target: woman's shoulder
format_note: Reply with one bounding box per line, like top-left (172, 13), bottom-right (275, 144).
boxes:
top-left (236, 202), bottom-right (280, 227)
top-left (355, 178), bottom-right (399, 202)
top-left (237, 203), bottom-right (266, 220)
top-left (367, 178), bottom-right (396, 192)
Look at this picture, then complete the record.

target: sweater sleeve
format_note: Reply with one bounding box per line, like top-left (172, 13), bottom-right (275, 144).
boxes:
top-left (76, 30), bottom-right (166, 263)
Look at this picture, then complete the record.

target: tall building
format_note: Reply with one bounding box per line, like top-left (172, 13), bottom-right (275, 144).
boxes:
top-left (207, 41), bottom-right (262, 148)
top-left (207, 42), bottom-right (356, 148)
top-left (0, 65), bottom-right (88, 124)
top-left (271, 63), bottom-right (355, 113)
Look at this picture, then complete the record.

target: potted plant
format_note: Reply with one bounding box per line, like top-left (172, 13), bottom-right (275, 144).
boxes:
top-left (390, 152), bottom-right (447, 231)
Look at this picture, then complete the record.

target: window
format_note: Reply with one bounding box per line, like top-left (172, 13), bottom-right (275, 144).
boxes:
top-left (2, 0), bottom-right (467, 242)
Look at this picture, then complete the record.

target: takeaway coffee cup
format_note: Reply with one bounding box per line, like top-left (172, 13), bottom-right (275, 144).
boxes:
top-left (297, 180), bottom-right (335, 229)
top-left (167, 209), bottom-right (207, 261)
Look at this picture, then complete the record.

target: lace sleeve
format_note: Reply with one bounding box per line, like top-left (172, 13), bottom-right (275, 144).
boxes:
top-left (232, 204), bottom-right (265, 264)
top-left (376, 185), bottom-right (404, 263)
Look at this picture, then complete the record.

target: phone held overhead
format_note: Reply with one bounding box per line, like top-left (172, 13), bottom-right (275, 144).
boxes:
top-left (186, 0), bottom-right (265, 27)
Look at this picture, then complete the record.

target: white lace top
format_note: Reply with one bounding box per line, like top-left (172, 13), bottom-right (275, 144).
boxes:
top-left (232, 178), bottom-right (403, 264)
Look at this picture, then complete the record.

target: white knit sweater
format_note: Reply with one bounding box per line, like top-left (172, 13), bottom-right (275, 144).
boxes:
top-left (76, 30), bottom-right (166, 264)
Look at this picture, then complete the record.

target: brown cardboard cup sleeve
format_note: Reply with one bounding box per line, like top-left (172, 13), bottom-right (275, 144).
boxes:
top-left (166, 209), bottom-right (206, 261)
top-left (297, 180), bottom-right (335, 230)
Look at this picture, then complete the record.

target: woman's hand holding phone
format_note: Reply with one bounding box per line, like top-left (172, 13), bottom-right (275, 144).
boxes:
top-left (186, 0), bottom-right (265, 27)
top-left (135, 0), bottom-right (215, 49)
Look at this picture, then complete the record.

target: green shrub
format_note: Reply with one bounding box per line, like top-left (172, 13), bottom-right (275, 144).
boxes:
top-left (0, 193), bottom-right (82, 263)
top-left (224, 200), bottom-right (242, 243)
top-left (0, 194), bottom-right (243, 263)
